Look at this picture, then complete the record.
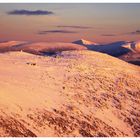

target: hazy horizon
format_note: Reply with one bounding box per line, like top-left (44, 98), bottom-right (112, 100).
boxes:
top-left (0, 3), bottom-right (140, 43)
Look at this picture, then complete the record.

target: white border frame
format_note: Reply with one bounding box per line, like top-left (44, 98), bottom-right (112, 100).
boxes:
top-left (0, 0), bottom-right (140, 3)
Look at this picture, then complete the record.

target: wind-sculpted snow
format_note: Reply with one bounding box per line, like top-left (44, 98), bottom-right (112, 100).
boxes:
top-left (0, 50), bottom-right (140, 137)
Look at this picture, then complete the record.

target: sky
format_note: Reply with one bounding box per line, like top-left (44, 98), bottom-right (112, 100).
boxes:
top-left (0, 3), bottom-right (140, 43)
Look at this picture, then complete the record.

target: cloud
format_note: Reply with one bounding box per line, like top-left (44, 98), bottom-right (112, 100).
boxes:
top-left (38, 30), bottom-right (77, 35)
top-left (7, 9), bottom-right (54, 16)
top-left (129, 30), bottom-right (140, 35)
top-left (101, 34), bottom-right (116, 36)
top-left (57, 25), bottom-right (92, 29)
top-left (123, 30), bottom-right (140, 35)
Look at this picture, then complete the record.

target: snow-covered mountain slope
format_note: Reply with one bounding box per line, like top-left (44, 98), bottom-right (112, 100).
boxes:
top-left (118, 41), bottom-right (140, 66)
top-left (0, 50), bottom-right (140, 137)
top-left (122, 41), bottom-right (140, 53)
top-left (0, 41), bottom-right (86, 55)
top-left (16, 42), bottom-right (87, 55)
top-left (0, 41), bottom-right (27, 52)
top-left (73, 40), bottom-right (130, 57)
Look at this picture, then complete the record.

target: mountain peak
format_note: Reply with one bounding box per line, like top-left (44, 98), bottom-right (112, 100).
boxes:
top-left (73, 39), bottom-right (98, 46)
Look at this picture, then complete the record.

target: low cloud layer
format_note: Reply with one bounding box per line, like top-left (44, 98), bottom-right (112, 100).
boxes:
top-left (38, 30), bottom-right (77, 35)
top-left (101, 34), bottom-right (116, 36)
top-left (129, 30), bottom-right (140, 35)
top-left (8, 9), bottom-right (54, 16)
top-left (57, 25), bottom-right (92, 29)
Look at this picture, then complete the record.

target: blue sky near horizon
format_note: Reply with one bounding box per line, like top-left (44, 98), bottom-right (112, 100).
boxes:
top-left (0, 3), bottom-right (140, 43)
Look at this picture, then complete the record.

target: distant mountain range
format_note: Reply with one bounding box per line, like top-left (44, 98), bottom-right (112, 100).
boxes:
top-left (0, 41), bottom-right (86, 55)
top-left (73, 39), bottom-right (140, 66)
top-left (73, 39), bottom-right (131, 56)
top-left (119, 41), bottom-right (140, 66)
top-left (0, 39), bottom-right (139, 66)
